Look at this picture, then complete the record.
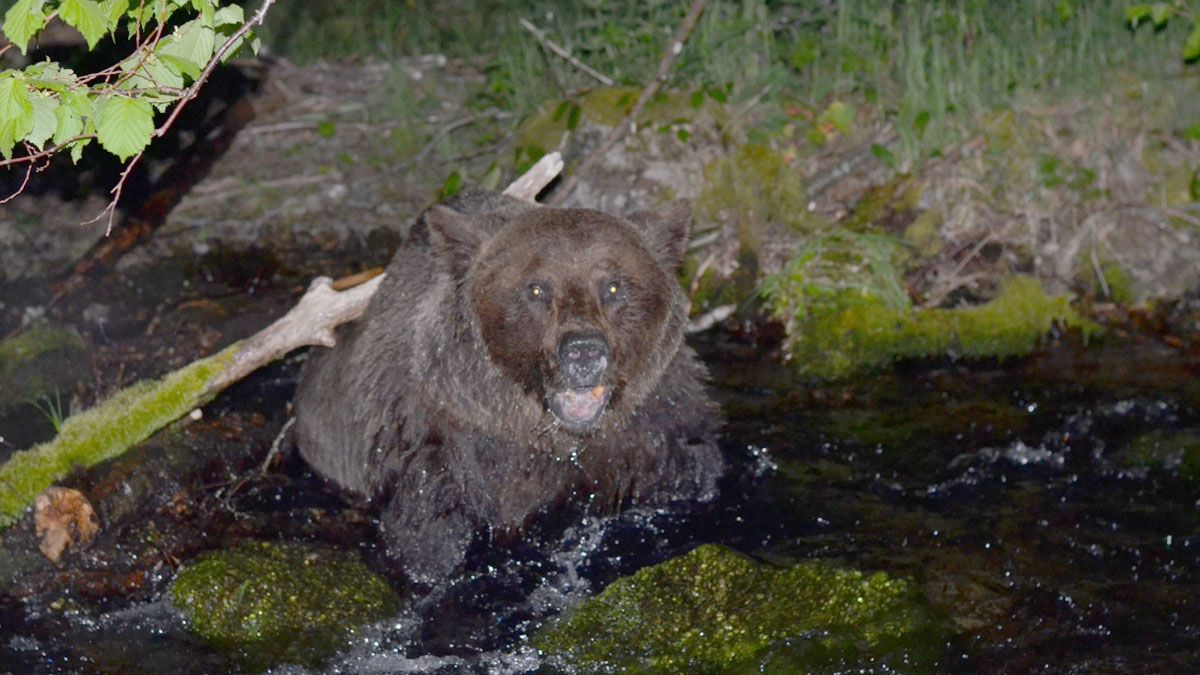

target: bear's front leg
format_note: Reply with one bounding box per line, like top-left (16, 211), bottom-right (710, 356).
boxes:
top-left (378, 476), bottom-right (476, 586)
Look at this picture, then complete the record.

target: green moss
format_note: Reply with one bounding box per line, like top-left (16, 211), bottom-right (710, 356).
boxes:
top-left (0, 321), bottom-right (89, 411)
top-left (172, 540), bottom-right (399, 670)
top-left (762, 235), bottom-right (1097, 378)
top-left (534, 544), bottom-right (946, 673)
top-left (819, 398), bottom-right (1027, 450)
top-left (697, 144), bottom-right (829, 255)
top-left (904, 208), bottom-right (944, 258)
top-left (0, 343), bottom-right (239, 527)
top-left (516, 87), bottom-right (697, 159)
top-left (1094, 259), bottom-right (1135, 304)
top-left (1118, 429), bottom-right (1200, 486)
top-left (844, 181), bottom-right (897, 232)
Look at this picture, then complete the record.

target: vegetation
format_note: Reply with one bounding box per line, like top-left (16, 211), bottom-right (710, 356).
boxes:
top-left (257, 0), bottom-right (1198, 161)
top-left (0, 342), bottom-right (236, 526)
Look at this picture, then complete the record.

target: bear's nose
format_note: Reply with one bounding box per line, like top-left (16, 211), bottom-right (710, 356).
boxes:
top-left (558, 333), bottom-right (610, 388)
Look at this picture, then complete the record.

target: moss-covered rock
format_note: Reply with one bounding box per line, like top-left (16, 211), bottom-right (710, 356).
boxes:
top-left (0, 321), bottom-right (89, 411)
top-left (534, 544), bottom-right (947, 673)
top-left (762, 229), bottom-right (1097, 379)
top-left (172, 540), bottom-right (399, 671)
top-left (1117, 429), bottom-right (1200, 486)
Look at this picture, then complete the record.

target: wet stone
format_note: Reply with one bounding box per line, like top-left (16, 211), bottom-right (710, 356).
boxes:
top-left (171, 540), bottom-right (399, 671)
top-left (534, 543), bottom-right (949, 673)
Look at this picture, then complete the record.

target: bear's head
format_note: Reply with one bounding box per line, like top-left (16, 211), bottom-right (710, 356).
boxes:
top-left (426, 201), bottom-right (691, 433)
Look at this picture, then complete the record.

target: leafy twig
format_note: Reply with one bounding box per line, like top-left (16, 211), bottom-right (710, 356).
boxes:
top-left (548, 0), bottom-right (708, 206)
top-left (154, 0), bottom-right (275, 139)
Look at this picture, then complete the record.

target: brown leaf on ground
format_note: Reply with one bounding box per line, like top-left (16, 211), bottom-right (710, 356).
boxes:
top-left (34, 487), bottom-right (100, 564)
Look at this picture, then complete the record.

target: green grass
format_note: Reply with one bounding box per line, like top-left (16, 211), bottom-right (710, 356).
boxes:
top-left (256, 0), bottom-right (1194, 160)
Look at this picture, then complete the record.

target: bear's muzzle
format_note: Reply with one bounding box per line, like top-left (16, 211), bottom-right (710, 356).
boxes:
top-left (550, 332), bottom-right (612, 431)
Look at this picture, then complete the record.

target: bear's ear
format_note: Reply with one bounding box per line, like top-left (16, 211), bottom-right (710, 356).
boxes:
top-left (626, 199), bottom-right (692, 271)
top-left (425, 205), bottom-right (485, 277)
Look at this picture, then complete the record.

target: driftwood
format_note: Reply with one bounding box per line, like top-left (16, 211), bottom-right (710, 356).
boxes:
top-left (0, 153), bottom-right (563, 529)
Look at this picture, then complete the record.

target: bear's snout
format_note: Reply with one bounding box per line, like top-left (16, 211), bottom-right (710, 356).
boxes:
top-left (558, 332), bottom-right (610, 388)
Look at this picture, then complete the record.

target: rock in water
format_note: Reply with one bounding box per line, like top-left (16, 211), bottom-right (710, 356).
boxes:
top-left (534, 543), bottom-right (949, 672)
top-left (171, 540), bottom-right (398, 670)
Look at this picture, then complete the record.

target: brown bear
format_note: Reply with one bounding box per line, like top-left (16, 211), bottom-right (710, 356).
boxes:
top-left (292, 191), bottom-right (723, 585)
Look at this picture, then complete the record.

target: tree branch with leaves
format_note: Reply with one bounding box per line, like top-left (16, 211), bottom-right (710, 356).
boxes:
top-left (1, 0), bottom-right (273, 230)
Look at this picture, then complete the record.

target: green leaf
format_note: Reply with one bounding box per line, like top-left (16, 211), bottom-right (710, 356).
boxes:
top-left (158, 53), bottom-right (202, 81)
top-left (0, 75), bottom-right (34, 160)
top-left (871, 143), bottom-right (897, 170)
top-left (63, 89), bottom-right (92, 116)
top-left (94, 95), bottom-right (154, 161)
top-left (69, 137), bottom-right (91, 163)
top-left (914, 110), bottom-right (931, 139)
top-left (212, 4), bottom-right (243, 26)
top-left (821, 100), bottom-right (854, 134)
top-left (1054, 0), bottom-right (1073, 23)
top-left (1183, 123), bottom-right (1200, 141)
top-left (4, 0), bottom-right (47, 54)
top-left (26, 62), bottom-right (78, 93)
top-left (60, 0), bottom-right (109, 49)
top-left (1126, 4), bottom-right (1152, 27)
top-left (441, 169), bottom-right (463, 198)
top-left (1184, 21), bottom-right (1200, 62)
top-left (101, 0), bottom-right (128, 25)
top-left (25, 91), bottom-right (57, 149)
top-left (159, 18), bottom-right (216, 72)
top-left (1150, 3), bottom-right (1171, 28)
top-left (53, 103), bottom-right (84, 146)
top-left (191, 0), bottom-right (215, 25)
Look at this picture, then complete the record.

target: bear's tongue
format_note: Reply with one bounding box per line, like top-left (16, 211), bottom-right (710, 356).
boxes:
top-left (553, 385), bottom-right (608, 427)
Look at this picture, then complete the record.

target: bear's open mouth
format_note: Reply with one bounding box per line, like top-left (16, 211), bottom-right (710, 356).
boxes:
top-left (550, 384), bottom-right (611, 431)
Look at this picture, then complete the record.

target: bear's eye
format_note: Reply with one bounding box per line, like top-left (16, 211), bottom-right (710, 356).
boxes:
top-left (527, 283), bottom-right (550, 303)
top-left (600, 280), bottom-right (624, 305)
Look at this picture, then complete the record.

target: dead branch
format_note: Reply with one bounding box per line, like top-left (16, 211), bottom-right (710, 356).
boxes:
top-left (519, 18), bottom-right (615, 87)
top-left (208, 274), bottom-right (382, 392)
top-left (548, 0), bottom-right (708, 206)
top-left (503, 151), bottom-right (565, 202)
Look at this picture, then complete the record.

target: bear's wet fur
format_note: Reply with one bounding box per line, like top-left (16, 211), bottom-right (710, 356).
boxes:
top-left (293, 191), bottom-right (723, 585)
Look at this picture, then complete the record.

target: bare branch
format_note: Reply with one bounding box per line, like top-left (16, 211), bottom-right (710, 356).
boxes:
top-left (518, 18), bottom-right (614, 87)
top-left (0, 134), bottom-right (97, 169)
top-left (502, 151), bottom-right (564, 202)
top-left (549, 0), bottom-right (708, 206)
top-left (207, 273), bottom-right (384, 393)
top-left (0, 162), bottom-right (34, 206)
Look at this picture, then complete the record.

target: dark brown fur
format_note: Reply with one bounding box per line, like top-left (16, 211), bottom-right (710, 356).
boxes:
top-left (293, 191), bottom-right (722, 585)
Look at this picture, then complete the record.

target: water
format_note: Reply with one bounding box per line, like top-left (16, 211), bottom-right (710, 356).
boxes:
top-left (2, 332), bottom-right (1199, 673)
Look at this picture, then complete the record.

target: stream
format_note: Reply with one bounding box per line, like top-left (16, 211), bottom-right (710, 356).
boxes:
top-left (2, 316), bottom-right (1198, 672)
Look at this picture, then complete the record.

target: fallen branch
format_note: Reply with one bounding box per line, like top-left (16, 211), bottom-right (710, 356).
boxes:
top-left (549, 0), bottom-right (708, 206)
top-left (503, 151), bottom-right (565, 202)
top-left (519, 18), bottom-right (615, 86)
top-left (0, 155), bottom-right (563, 528)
